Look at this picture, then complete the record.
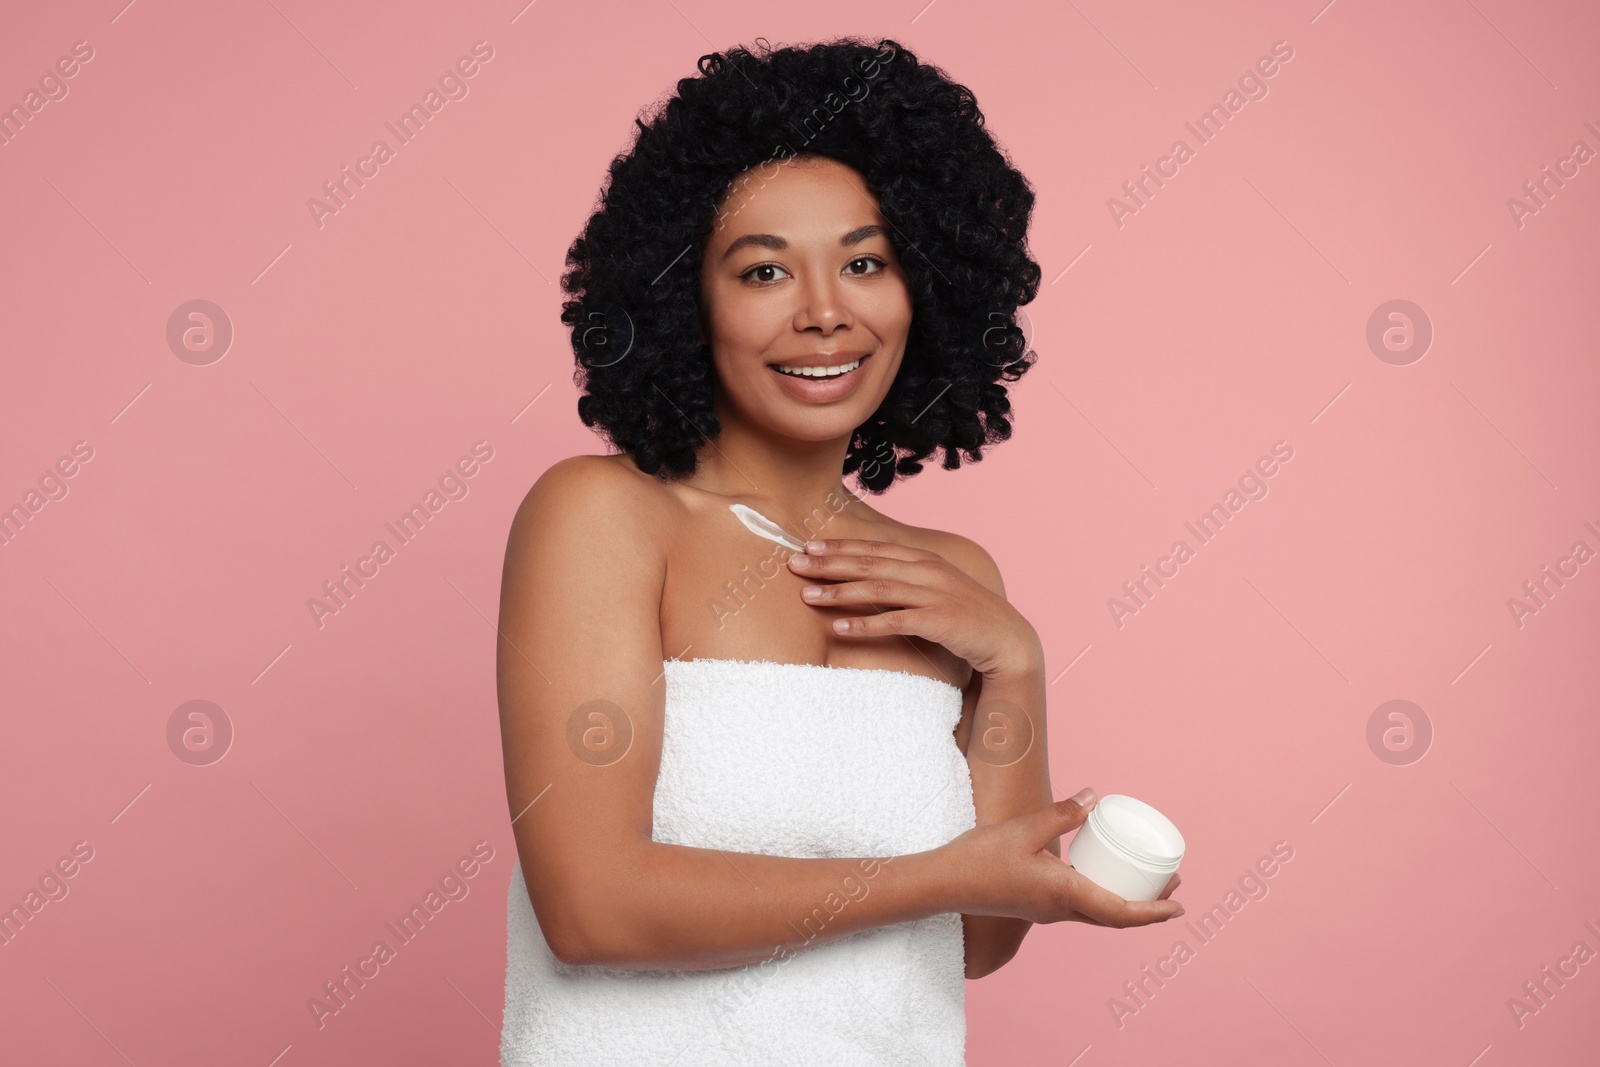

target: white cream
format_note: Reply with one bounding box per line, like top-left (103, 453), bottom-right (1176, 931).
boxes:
top-left (728, 503), bottom-right (805, 552)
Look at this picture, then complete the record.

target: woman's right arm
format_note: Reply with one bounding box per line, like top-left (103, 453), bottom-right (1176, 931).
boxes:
top-left (498, 455), bottom-right (970, 970)
top-left (497, 456), bottom-right (1178, 972)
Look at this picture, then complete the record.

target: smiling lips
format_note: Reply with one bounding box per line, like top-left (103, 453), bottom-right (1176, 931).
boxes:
top-left (766, 352), bottom-right (871, 400)
top-left (771, 356), bottom-right (863, 378)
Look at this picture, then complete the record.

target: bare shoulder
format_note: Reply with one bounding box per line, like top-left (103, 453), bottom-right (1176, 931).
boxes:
top-left (503, 453), bottom-right (675, 581)
top-left (850, 504), bottom-right (1006, 600)
top-left (509, 454), bottom-right (668, 536)
top-left (921, 526), bottom-right (1007, 600)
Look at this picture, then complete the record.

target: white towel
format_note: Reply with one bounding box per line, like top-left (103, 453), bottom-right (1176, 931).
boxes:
top-left (501, 656), bottom-right (978, 1066)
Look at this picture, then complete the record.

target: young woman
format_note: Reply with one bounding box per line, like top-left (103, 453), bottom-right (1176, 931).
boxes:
top-left (497, 37), bottom-right (1183, 1065)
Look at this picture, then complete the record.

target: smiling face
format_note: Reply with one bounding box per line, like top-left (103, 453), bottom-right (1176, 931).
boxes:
top-left (697, 154), bottom-right (914, 444)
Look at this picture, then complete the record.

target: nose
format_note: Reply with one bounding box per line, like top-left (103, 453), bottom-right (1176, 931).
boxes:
top-left (792, 270), bottom-right (853, 334)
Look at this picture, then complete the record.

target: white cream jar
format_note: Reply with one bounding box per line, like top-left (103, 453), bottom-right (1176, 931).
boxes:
top-left (1066, 794), bottom-right (1185, 902)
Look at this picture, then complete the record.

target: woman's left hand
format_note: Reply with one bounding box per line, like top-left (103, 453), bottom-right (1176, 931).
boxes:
top-left (787, 537), bottom-right (1042, 681)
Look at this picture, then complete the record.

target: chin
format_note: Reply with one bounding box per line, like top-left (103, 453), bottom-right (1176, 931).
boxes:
top-left (762, 407), bottom-right (875, 442)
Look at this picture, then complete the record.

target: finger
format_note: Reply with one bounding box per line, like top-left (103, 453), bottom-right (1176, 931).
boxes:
top-left (1156, 872), bottom-right (1182, 901)
top-left (1068, 875), bottom-right (1185, 928)
top-left (830, 606), bottom-right (934, 639)
top-left (1109, 898), bottom-right (1186, 927)
top-left (788, 550), bottom-right (938, 586)
top-left (1021, 792), bottom-right (1095, 854)
top-left (799, 578), bottom-right (938, 610)
top-left (801, 537), bottom-right (939, 564)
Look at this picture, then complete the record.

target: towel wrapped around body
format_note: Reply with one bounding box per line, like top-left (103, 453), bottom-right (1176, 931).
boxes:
top-left (501, 655), bottom-right (978, 1066)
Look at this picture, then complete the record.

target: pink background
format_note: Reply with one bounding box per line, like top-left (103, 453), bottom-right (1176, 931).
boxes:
top-left (3, 0), bottom-right (1597, 1064)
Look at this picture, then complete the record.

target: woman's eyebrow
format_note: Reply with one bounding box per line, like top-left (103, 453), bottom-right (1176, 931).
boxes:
top-left (721, 224), bottom-right (890, 260)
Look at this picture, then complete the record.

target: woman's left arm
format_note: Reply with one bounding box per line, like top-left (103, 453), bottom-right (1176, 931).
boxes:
top-left (953, 656), bottom-right (1054, 979)
top-left (787, 532), bottom-right (1052, 980)
top-left (939, 540), bottom-right (1052, 979)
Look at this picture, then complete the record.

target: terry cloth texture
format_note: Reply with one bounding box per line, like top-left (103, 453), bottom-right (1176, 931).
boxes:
top-left (500, 655), bottom-right (977, 1066)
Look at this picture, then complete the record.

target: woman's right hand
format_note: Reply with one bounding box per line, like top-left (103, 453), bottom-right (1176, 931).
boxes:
top-left (942, 788), bottom-right (1185, 928)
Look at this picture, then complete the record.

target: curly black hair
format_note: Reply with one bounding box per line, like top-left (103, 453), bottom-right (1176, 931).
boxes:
top-left (562, 36), bottom-right (1040, 493)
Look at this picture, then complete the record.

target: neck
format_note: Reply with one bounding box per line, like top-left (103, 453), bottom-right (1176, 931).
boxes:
top-left (679, 393), bottom-right (866, 527)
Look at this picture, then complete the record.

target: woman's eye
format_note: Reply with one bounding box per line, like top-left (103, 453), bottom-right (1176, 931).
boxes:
top-left (740, 257), bottom-right (886, 285)
top-left (741, 263), bottom-right (790, 284)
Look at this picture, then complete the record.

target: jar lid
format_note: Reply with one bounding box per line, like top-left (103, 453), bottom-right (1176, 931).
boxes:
top-left (1088, 794), bottom-right (1186, 869)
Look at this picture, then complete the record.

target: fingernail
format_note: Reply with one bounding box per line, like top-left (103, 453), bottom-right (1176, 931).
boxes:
top-left (801, 586), bottom-right (822, 599)
top-left (1071, 787), bottom-right (1095, 805)
top-left (789, 553), bottom-right (809, 568)
top-left (805, 540), bottom-right (826, 552)
top-left (1174, 905), bottom-right (1185, 917)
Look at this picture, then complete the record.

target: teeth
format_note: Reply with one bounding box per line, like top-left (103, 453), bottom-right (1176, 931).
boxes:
top-left (774, 358), bottom-right (861, 378)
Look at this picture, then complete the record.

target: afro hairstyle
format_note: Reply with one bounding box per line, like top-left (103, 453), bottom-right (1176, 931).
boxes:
top-left (561, 36), bottom-right (1040, 493)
